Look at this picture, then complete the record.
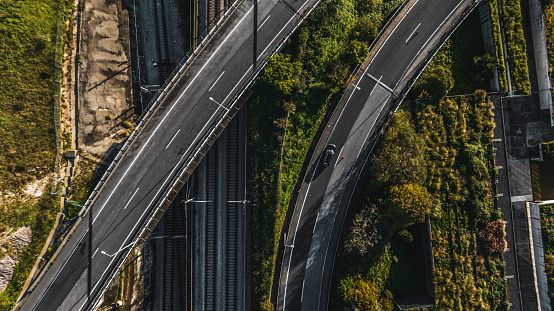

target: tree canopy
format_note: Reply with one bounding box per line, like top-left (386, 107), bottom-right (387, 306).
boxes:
top-left (387, 183), bottom-right (431, 228)
top-left (372, 110), bottom-right (426, 185)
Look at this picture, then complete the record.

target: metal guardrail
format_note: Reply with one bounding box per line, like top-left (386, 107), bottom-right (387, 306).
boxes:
top-left (76, 0), bottom-right (251, 221)
top-left (91, 0), bottom-right (328, 307)
top-left (321, 0), bottom-right (482, 308)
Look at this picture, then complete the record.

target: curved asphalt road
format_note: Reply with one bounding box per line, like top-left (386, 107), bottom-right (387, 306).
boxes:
top-left (18, 0), bottom-right (322, 309)
top-left (276, 0), bottom-right (477, 310)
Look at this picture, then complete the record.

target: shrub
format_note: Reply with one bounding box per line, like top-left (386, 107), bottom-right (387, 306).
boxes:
top-left (121, 120), bottom-right (134, 129)
top-left (479, 219), bottom-right (507, 254)
top-left (414, 66), bottom-right (454, 98)
top-left (345, 203), bottom-right (382, 256)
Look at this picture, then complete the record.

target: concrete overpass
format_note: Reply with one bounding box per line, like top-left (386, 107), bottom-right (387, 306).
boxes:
top-left (16, 0), bottom-right (323, 309)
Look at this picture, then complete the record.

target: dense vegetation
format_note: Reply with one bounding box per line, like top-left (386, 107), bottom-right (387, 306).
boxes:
top-left (488, 0), bottom-right (508, 91)
top-left (0, 0), bottom-right (73, 308)
top-left (333, 90), bottom-right (509, 309)
top-left (498, 0), bottom-right (531, 94)
top-left (540, 204), bottom-right (554, 309)
top-left (250, 0), bottom-right (403, 309)
top-left (545, 2), bottom-right (554, 101)
top-left (412, 10), bottom-right (491, 97)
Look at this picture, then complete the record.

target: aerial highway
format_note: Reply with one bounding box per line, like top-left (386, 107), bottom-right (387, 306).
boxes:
top-left (16, 0), bottom-right (323, 309)
top-left (276, 0), bottom-right (478, 310)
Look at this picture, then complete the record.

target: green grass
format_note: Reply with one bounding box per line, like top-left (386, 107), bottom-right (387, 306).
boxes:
top-left (249, 0), bottom-right (403, 309)
top-left (545, 3), bottom-right (554, 101)
top-left (71, 157), bottom-right (103, 206)
top-left (0, 0), bottom-right (73, 308)
top-left (540, 204), bottom-right (554, 309)
top-left (385, 227), bottom-right (427, 297)
top-left (424, 10), bottom-right (489, 95)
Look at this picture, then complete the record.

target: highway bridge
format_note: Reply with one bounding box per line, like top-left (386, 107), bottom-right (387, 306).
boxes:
top-left (276, 0), bottom-right (479, 310)
top-left (16, 0), bottom-right (323, 309)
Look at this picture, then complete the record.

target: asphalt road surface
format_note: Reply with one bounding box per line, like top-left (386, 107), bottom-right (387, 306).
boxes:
top-left (276, 0), bottom-right (476, 310)
top-left (18, 0), bottom-right (321, 309)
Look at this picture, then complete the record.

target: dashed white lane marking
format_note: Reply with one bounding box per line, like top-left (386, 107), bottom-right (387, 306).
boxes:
top-left (165, 129), bottom-right (181, 149)
top-left (36, 4), bottom-right (260, 311)
top-left (208, 71), bottom-right (225, 92)
top-left (91, 248), bottom-right (99, 259)
top-left (368, 0), bottom-right (421, 67)
top-left (406, 23), bottom-right (421, 42)
top-left (301, 279), bottom-right (306, 302)
top-left (334, 146), bottom-right (343, 168)
top-left (123, 188), bottom-right (140, 210)
top-left (258, 15), bottom-right (271, 31)
top-left (313, 212), bottom-right (320, 234)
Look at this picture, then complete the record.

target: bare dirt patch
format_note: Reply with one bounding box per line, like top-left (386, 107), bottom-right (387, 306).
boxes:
top-left (79, 0), bottom-right (133, 158)
top-left (0, 227), bottom-right (32, 293)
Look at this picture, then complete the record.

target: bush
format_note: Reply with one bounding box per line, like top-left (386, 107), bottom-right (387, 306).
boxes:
top-left (500, 0), bottom-right (531, 94)
top-left (414, 66), bottom-right (454, 98)
top-left (345, 204), bottom-right (383, 256)
top-left (121, 120), bottom-right (134, 129)
top-left (387, 183), bottom-right (432, 228)
top-left (479, 219), bottom-right (507, 254)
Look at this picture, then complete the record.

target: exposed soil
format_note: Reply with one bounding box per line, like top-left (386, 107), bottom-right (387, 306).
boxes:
top-left (78, 0), bottom-right (134, 159)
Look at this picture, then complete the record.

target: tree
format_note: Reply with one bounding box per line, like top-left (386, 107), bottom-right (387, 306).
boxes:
top-left (343, 278), bottom-right (379, 310)
top-left (414, 66), bottom-right (454, 98)
top-left (372, 110), bottom-right (426, 185)
top-left (261, 53), bottom-right (301, 95)
top-left (479, 219), bottom-right (507, 254)
top-left (345, 203), bottom-right (382, 256)
top-left (387, 183), bottom-right (431, 228)
top-left (473, 53), bottom-right (497, 83)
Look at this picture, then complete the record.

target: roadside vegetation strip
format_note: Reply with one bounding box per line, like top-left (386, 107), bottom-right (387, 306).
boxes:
top-left (249, 0), bottom-right (402, 309)
top-left (333, 91), bottom-right (509, 310)
top-left (540, 204), bottom-right (554, 309)
top-left (544, 2), bottom-right (554, 101)
top-left (488, 0), bottom-right (508, 91)
top-left (421, 9), bottom-right (491, 96)
top-left (0, 0), bottom-right (73, 308)
top-left (499, 0), bottom-right (531, 94)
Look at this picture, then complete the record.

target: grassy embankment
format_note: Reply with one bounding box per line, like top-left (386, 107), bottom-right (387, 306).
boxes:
top-left (0, 0), bottom-right (73, 308)
top-left (545, 2), bottom-right (554, 101)
top-left (249, 0), bottom-right (402, 309)
top-left (498, 0), bottom-right (531, 94)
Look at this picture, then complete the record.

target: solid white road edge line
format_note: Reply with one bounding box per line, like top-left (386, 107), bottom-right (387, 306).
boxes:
top-left (34, 3), bottom-right (258, 311)
top-left (368, 0), bottom-right (421, 67)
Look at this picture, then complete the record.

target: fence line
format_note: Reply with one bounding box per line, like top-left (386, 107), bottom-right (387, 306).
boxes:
top-left (50, 11), bottom-right (66, 195)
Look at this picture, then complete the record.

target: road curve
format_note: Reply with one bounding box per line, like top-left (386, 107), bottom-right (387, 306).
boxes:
top-left (17, 0), bottom-right (322, 309)
top-left (276, 0), bottom-right (478, 310)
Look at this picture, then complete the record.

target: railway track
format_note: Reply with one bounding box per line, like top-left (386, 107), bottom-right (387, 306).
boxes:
top-left (225, 113), bottom-right (240, 311)
top-left (204, 146), bottom-right (218, 310)
top-left (149, 100), bottom-right (246, 311)
top-left (153, 0), bottom-right (170, 82)
top-left (160, 191), bottom-right (188, 310)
